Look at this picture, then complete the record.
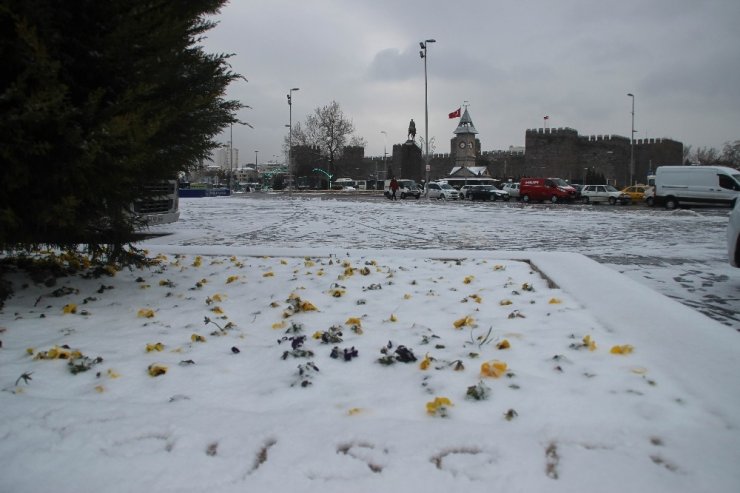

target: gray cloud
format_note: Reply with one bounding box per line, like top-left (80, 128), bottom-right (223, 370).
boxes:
top-left (202, 0), bottom-right (740, 165)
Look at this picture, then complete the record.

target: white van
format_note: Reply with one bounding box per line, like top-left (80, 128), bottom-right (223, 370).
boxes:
top-left (653, 165), bottom-right (740, 209)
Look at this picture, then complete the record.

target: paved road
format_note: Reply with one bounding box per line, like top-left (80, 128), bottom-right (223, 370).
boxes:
top-left (156, 192), bottom-right (740, 329)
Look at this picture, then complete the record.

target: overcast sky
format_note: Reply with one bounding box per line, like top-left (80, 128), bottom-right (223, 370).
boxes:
top-left (202, 0), bottom-right (740, 166)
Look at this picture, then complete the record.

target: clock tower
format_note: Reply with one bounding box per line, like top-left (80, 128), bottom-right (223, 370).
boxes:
top-left (451, 107), bottom-right (479, 168)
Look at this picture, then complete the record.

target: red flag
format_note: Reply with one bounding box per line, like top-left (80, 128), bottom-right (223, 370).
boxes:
top-left (544, 115), bottom-right (549, 120)
top-left (448, 108), bottom-right (461, 119)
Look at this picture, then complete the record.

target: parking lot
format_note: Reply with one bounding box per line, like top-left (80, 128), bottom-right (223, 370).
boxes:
top-left (150, 192), bottom-right (740, 329)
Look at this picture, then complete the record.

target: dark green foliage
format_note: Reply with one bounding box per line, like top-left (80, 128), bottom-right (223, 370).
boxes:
top-left (0, 0), bottom-right (243, 259)
top-left (584, 168), bottom-right (607, 185)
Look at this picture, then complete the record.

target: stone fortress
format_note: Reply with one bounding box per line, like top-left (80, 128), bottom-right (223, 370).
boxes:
top-left (523, 127), bottom-right (682, 186)
top-left (376, 108), bottom-right (681, 187)
top-left (296, 108), bottom-right (683, 189)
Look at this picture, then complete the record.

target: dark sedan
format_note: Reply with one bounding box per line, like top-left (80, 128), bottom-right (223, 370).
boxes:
top-left (468, 185), bottom-right (510, 201)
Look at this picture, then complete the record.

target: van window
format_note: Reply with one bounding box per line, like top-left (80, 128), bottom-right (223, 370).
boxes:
top-left (719, 174), bottom-right (738, 190)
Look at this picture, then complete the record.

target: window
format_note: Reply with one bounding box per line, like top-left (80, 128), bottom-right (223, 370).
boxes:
top-left (719, 174), bottom-right (737, 190)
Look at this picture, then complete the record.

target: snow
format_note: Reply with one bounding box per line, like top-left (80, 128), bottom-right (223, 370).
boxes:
top-left (1, 195), bottom-right (739, 492)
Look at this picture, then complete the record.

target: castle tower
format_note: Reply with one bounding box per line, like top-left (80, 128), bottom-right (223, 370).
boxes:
top-left (451, 108), bottom-right (479, 168)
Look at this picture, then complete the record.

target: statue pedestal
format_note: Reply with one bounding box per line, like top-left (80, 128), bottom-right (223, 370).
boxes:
top-left (400, 141), bottom-right (422, 181)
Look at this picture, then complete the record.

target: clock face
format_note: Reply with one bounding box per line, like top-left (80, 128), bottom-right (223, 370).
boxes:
top-left (459, 141), bottom-right (466, 149)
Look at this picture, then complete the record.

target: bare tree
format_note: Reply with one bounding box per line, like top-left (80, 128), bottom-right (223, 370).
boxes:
top-left (682, 144), bottom-right (693, 164)
top-left (721, 140), bottom-right (740, 168)
top-left (695, 146), bottom-right (720, 165)
top-left (349, 135), bottom-right (368, 147)
top-left (285, 101), bottom-right (361, 173)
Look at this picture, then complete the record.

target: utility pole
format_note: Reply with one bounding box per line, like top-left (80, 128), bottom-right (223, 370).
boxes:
top-left (288, 87), bottom-right (299, 196)
top-left (380, 130), bottom-right (387, 191)
top-left (628, 93), bottom-right (635, 186)
top-left (228, 123), bottom-right (233, 193)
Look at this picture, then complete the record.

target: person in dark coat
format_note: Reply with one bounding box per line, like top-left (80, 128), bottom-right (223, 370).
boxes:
top-left (389, 177), bottom-right (399, 200)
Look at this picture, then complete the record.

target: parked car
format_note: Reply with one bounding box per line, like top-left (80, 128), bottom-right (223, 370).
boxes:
top-left (653, 165), bottom-right (740, 209)
top-left (644, 185), bottom-right (655, 206)
top-left (459, 185), bottom-right (478, 199)
top-left (570, 184), bottom-right (583, 200)
top-left (468, 185), bottom-right (510, 201)
top-left (384, 179), bottom-right (421, 199)
top-left (427, 182), bottom-right (460, 200)
top-left (729, 197), bottom-right (740, 267)
top-left (621, 185), bottom-right (648, 202)
top-left (581, 185), bottom-right (631, 205)
top-left (519, 177), bottom-right (577, 203)
top-left (501, 182), bottom-right (520, 199)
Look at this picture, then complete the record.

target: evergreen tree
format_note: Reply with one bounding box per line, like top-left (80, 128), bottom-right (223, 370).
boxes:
top-left (0, 0), bottom-right (243, 259)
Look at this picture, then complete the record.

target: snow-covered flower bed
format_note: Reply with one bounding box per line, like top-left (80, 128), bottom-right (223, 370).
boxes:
top-left (0, 250), bottom-right (738, 492)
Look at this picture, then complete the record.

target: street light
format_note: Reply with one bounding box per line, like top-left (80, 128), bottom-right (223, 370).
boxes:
top-left (627, 93), bottom-right (635, 186)
top-left (228, 123), bottom-right (233, 193)
top-left (420, 38), bottom-right (436, 189)
top-left (255, 150), bottom-right (259, 167)
top-left (287, 87), bottom-right (300, 196)
top-left (380, 130), bottom-right (387, 191)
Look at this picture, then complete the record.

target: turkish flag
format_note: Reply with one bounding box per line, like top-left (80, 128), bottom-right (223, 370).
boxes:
top-left (448, 108), bottom-right (461, 119)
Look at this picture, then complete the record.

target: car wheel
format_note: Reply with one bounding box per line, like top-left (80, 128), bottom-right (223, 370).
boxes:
top-left (582, 196), bottom-right (590, 204)
top-left (646, 196), bottom-right (654, 207)
top-left (522, 195), bottom-right (530, 203)
top-left (550, 195), bottom-right (558, 203)
top-left (440, 194), bottom-right (446, 200)
top-left (504, 196), bottom-right (510, 201)
top-left (608, 197), bottom-right (616, 205)
top-left (665, 197), bottom-right (678, 210)
top-left (415, 194), bottom-right (420, 200)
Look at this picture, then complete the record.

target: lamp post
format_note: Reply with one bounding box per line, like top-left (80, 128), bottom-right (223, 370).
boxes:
top-left (627, 93), bottom-right (635, 186)
top-left (228, 123), bottom-right (233, 192)
top-left (380, 130), bottom-right (387, 191)
top-left (255, 150), bottom-right (259, 168)
top-left (420, 38), bottom-right (436, 190)
top-left (287, 87), bottom-right (300, 196)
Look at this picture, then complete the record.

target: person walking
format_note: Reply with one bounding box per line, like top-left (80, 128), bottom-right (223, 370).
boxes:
top-left (389, 177), bottom-right (399, 200)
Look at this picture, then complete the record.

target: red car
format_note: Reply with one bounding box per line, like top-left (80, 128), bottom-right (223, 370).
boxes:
top-left (519, 178), bottom-right (577, 203)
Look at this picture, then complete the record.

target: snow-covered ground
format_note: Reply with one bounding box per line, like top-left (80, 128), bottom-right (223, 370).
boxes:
top-left (160, 195), bottom-right (740, 328)
top-left (1, 195), bottom-right (739, 493)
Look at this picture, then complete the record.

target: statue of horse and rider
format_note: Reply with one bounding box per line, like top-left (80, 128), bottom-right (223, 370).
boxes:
top-left (407, 119), bottom-right (416, 141)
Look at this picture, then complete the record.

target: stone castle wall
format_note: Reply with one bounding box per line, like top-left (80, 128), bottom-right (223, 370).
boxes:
top-left (524, 127), bottom-right (682, 185)
top-left (309, 127), bottom-right (684, 188)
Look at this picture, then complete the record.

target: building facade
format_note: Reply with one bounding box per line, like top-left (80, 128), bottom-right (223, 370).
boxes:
top-left (213, 146), bottom-right (239, 169)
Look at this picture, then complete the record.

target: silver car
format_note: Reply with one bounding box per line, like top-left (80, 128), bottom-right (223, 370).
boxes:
top-left (502, 182), bottom-right (520, 199)
top-left (427, 182), bottom-right (460, 200)
top-left (581, 185), bottom-right (631, 205)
